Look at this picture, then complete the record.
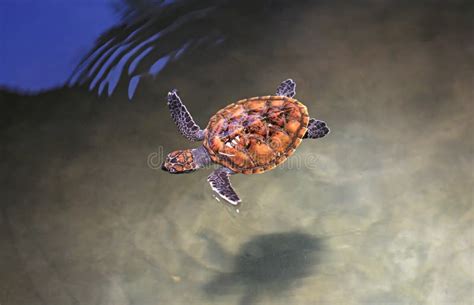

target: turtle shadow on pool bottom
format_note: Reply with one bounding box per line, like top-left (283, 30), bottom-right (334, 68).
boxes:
top-left (203, 232), bottom-right (323, 305)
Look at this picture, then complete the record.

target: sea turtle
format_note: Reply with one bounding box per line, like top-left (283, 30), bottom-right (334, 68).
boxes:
top-left (161, 79), bottom-right (330, 205)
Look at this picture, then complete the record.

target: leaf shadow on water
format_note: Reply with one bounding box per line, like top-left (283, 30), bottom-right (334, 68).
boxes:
top-left (203, 231), bottom-right (323, 305)
top-left (68, 0), bottom-right (315, 99)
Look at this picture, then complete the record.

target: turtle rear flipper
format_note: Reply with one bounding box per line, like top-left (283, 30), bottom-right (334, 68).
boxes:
top-left (167, 89), bottom-right (205, 141)
top-left (276, 79), bottom-right (296, 98)
top-left (304, 118), bottom-right (330, 139)
top-left (208, 167), bottom-right (241, 205)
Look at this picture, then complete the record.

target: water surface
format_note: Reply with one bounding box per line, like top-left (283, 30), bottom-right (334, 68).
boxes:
top-left (1, 1), bottom-right (473, 304)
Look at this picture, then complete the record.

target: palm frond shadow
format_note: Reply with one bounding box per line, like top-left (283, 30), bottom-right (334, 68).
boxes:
top-left (68, 0), bottom-right (312, 99)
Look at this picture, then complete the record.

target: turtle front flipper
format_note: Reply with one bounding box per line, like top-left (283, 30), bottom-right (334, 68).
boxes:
top-left (207, 167), bottom-right (241, 205)
top-left (276, 79), bottom-right (296, 98)
top-left (167, 89), bottom-right (205, 141)
top-left (304, 118), bottom-right (330, 139)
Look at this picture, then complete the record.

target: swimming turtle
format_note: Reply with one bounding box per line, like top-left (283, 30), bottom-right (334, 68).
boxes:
top-left (161, 79), bottom-right (329, 205)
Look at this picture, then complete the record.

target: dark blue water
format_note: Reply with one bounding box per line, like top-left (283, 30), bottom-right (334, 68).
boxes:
top-left (0, 0), bottom-right (117, 91)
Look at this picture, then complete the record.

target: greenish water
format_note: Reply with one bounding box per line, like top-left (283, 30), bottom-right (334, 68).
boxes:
top-left (1, 1), bottom-right (473, 304)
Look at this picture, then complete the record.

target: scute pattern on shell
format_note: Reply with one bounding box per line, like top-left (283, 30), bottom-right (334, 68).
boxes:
top-left (204, 96), bottom-right (309, 174)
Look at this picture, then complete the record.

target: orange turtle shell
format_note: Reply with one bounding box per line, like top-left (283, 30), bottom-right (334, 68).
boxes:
top-left (203, 96), bottom-right (309, 174)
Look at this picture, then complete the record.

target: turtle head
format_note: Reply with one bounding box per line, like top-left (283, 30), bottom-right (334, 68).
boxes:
top-left (161, 149), bottom-right (198, 174)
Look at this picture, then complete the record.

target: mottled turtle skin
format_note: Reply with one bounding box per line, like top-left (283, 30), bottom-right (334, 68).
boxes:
top-left (165, 149), bottom-right (196, 173)
top-left (204, 96), bottom-right (309, 174)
